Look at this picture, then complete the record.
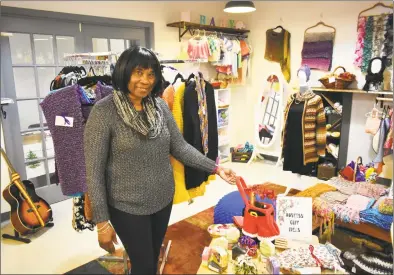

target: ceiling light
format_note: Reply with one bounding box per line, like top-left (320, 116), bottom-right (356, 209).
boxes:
top-left (224, 1), bottom-right (256, 13)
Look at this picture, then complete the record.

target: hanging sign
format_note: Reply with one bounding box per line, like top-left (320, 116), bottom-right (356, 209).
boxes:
top-left (229, 19), bottom-right (235, 28)
top-left (200, 15), bottom-right (206, 25)
top-left (276, 197), bottom-right (312, 243)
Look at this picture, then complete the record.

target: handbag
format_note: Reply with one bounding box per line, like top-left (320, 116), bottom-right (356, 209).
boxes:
top-left (340, 157), bottom-right (365, 182)
top-left (365, 108), bottom-right (382, 135)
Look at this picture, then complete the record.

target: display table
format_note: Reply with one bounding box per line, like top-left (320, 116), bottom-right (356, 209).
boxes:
top-left (196, 235), bottom-right (346, 274)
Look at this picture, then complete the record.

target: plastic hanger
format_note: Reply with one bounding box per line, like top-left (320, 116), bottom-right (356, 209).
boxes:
top-left (172, 73), bottom-right (185, 85)
top-left (272, 25), bottom-right (284, 32)
top-left (358, 2), bottom-right (393, 18)
top-left (304, 21), bottom-right (336, 34)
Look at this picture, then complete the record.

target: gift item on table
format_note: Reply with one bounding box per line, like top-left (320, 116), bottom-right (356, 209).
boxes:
top-left (211, 236), bottom-right (229, 250)
top-left (239, 236), bottom-right (258, 258)
top-left (339, 157), bottom-right (366, 182)
top-left (378, 198), bottom-right (393, 215)
top-left (208, 223), bottom-right (238, 238)
top-left (208, 246), bottom-right (229, 273)
top-left (329, 177), bottom-right (359, 196)
top-left (278, 244), bottom-right (340, 270)
top-left (234, 254), bottom-right (258, 275)
top-left (237, 177), bottom-right (280, 241)
top-left (265, 256), bottom-right (280, 275)
top-left (342, 248), bottom-right (393, 275)
top-left (356, 182), bottom-right (388, 199)
top-left (274, 237), bottom-right (288, 249)
top-left (202, 246), bottom-right (212, 267)
top-left (232, 244), bottom-right (247, 261)
top-left (226, 226), bottom-right (241, 244)
top-left (312, 198), bottom-right (335, 240)
top-left (319, 191), bottom-right (350, 206)
top-left (259, 239), bottom-right (275, 257)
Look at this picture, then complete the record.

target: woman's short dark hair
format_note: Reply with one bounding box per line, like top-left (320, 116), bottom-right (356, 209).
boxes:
top-left (112, 46), bottom-right (163, 97)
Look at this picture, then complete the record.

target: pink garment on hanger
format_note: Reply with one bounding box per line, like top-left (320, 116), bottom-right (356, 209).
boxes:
top-left (354, 17), bottom-right (367, 67)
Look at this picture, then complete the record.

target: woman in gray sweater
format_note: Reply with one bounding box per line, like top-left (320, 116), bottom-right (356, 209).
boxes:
top-left (84, 47), bottom-right (236, 274)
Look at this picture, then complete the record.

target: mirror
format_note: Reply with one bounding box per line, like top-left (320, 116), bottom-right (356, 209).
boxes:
top-left (255, 74), bottom-right (284, 148)
top-left (371, 58), bottom-right (382, 73)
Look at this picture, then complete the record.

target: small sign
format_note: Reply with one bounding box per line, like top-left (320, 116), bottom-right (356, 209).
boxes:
top-left (200, 15), bottom-right (206, 25)
top-left (210, 17), bottom-right (215, 26)
top-left (229, 19), bottom-right (235, 28)
top-left (55, 115), bottom-right (74, 127)
top-left (276, 196), bottom-right (312, 243)
top-left (329, 76), bottom-right (335, 83)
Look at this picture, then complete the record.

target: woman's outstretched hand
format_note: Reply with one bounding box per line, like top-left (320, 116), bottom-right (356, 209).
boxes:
top-left (216, 166), bottom-right (237, 185)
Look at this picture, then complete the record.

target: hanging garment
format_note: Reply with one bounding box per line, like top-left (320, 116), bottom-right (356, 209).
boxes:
top-left (41, 82), bottom-right (113, 197)
top-left (264, 28), bottom-right (291, 82)
top-left (354, 17), bottom-right (367, 67)
top-left (183, 78), bottom-right (218, 190)
top-left (282, 93), bottom-right (326, 166)
top-left (301, 32), bottom-right (334, 71)
top-left (164, 82), bottom-right (215, 204)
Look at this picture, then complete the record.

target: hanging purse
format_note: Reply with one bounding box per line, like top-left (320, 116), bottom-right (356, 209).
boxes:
top-left (365, 108), bottom-right (382, 135)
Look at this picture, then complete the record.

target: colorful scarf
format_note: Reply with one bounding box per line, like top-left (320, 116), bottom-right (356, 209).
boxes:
top-left (195, 74), bottom-right (209, 155)
top-left (113, 90), bottom-right (164, 139)
top-left (301, 31), bottom-right (334, 71)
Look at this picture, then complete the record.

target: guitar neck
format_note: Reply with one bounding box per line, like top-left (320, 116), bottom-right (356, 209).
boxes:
top-left (1, 148), bottom-right (16, 174)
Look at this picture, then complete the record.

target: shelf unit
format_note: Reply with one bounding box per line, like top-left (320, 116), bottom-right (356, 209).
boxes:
top-left (167, 21), bottom-right (250, 41)
top-left (214, 88), bottom-right (231, 163)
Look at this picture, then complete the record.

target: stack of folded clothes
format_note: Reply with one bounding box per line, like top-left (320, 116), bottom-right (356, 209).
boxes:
top-left (359, 196), bottom-right (393, 231)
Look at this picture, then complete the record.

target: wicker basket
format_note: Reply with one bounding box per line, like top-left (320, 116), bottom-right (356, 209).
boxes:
top-left (319, 66), bottom-right (355, 89)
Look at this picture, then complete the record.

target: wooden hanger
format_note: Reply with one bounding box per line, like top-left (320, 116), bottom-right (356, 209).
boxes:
top-left (358, 2), bottom-right (393, 18)
top-left (304, 21), bottom-right (336, 34)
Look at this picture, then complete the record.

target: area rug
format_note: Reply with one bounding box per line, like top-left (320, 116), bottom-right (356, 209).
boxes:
top-left (92, 207), bottom-right (214, 275)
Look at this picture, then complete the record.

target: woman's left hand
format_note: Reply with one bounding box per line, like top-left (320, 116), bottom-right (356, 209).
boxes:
top-left (216, 166), bottom-right (237, 185)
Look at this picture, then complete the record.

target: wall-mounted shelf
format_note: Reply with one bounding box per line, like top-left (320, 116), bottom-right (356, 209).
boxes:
top-left (167, 21), bottom-right (250, 42)
top-left (312, 87), bottom-right (393, 95)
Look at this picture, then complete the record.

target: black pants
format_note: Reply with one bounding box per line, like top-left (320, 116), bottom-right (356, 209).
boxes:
top-left (109, 202), bottom-right (173, 274)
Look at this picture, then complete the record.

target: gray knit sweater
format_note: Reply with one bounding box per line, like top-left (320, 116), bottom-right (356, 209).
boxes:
top-left (84, 95), bottom-right (216, 224)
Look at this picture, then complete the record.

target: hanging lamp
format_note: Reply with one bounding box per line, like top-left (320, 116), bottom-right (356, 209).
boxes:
top-left (224, 1), bottom-right (256, 13)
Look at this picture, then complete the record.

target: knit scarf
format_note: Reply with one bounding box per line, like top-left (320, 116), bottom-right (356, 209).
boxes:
top-left (113, 90), bottom-right (163, 139)
top-left (195, 74), bottom-right (209, 155)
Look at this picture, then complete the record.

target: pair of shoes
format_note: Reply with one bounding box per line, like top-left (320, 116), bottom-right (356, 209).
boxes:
top-left (327, 143), bottom-right (339, 159)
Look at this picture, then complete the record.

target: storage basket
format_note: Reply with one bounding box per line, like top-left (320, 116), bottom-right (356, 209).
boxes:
top-left (317, 164), bottom-right (336, 180)
top-left (231, 151), bottom-right (253, 163)
top-left (319, 66), bottom-right (355, 89)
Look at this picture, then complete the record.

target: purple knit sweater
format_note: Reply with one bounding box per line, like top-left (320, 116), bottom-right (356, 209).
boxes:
top-left (40, 83), bottom-right (113, 195)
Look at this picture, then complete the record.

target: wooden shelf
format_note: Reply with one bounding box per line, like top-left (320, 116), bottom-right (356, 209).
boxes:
top-left (167, 21), bottom-right (250, 41)
top-left (312, 87), bottom-right (369, 94)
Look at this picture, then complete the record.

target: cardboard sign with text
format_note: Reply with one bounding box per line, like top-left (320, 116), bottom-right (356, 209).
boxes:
top-left (276, 196), bottom-right (312, 243)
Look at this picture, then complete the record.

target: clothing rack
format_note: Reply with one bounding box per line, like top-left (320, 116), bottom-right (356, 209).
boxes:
top-left (160, 59), bottom-right (208, 64)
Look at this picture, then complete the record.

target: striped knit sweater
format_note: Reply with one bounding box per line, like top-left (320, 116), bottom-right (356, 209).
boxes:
top-left (282, 93), bottom-right (326, 165)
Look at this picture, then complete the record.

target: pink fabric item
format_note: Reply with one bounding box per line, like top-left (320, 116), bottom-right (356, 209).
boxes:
top-left (187, 38), bottom-right (210, 60)
top-left (333, 194), bottom-right (374, 223)
top-left (356, 182), bottom-right (388, 199)
top-left (354, 17), bottom-right (366, 67)
top-left (301, 57), bottom-right (331, 71)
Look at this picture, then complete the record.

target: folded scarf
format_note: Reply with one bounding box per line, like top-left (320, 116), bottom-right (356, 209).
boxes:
top-left (356, 182), bottom-right (388, 199)
top-left (378, 198), bottom-right (393, 215)
top-left (294, 183), bottom-right (337, 198)
top-left (319, 191), bottom-right (350, 206)
top-left (333, 194), bottom-right (374, 224)
top-left (328, 177), bottom-right (359, 196)
top-left (360, 208), bottom-right (393, 231)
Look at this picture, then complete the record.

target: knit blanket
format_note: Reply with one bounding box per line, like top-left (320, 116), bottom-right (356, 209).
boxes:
top-left (319, 191), bottom-right (350, 206)
top-left (359, 208), bottom-right (393, 231)
top-left (301, 31), bottom-right (334, 71)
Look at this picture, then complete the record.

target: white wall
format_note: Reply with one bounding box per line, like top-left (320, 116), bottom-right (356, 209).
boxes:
top-left (239, 1), bottom-right (391, 164)
top-left (1, 124), bottom-right (11, 213)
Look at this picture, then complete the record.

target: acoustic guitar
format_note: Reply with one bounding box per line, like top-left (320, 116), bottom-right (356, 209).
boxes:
top-left (1, 148), bottom-right (53, 235)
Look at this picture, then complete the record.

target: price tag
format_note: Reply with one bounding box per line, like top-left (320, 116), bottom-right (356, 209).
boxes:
top-left (329, 77), bottom-right (335, 83)
top-left (55, 115), bottom-right (74, 127)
